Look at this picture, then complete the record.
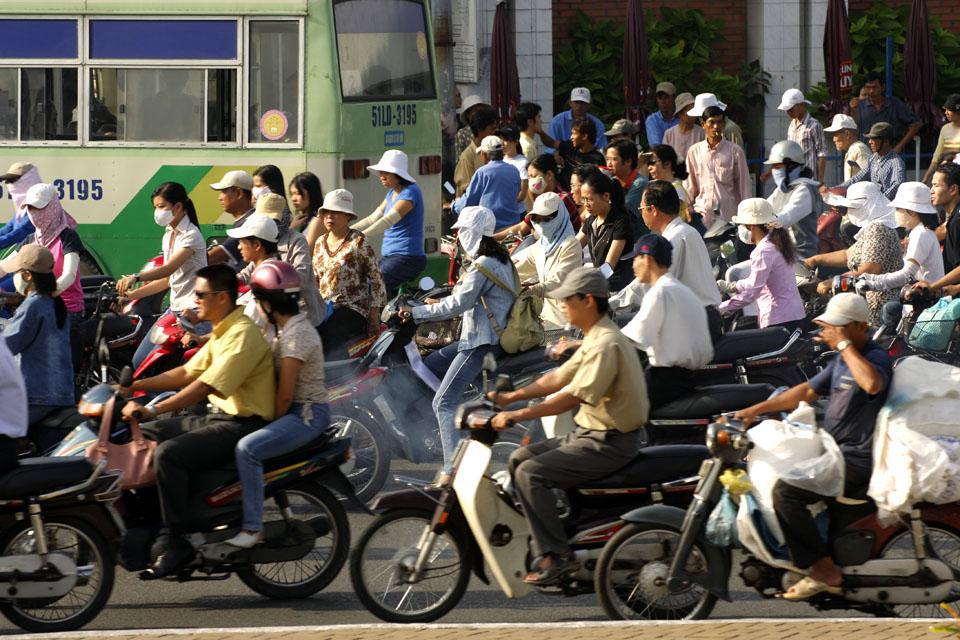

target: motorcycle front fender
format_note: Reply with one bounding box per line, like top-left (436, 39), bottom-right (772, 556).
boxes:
top-left (620, 503), bottom-right (732, 601)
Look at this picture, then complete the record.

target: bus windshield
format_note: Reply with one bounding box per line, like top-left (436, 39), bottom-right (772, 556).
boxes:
top-left (334, 0), bottom-right (434, 101)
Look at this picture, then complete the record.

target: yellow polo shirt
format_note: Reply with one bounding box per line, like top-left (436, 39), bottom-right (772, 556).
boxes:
top-left (184, 307), bottom-right (276, 419)
top-left (556, 316), bottom-right (649, 432)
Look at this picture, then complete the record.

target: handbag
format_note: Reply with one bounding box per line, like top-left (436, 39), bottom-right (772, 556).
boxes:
top-left (86, 397), bottom-right (157, 489)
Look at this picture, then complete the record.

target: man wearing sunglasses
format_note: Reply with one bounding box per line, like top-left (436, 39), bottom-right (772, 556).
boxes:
top-left (121, 264), bottom-right (276, 579)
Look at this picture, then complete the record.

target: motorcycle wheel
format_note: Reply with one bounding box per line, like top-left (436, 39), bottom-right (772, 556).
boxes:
top-left (0, 517), bottom-right (115, 633)
top-left (877, 525), bottom-right (960, 618)
top-left (236, 481), bottom-right (349, 599)
top-left (595, 521), bottom-right (717, 621)
top-left (332, 406), bottom-right (391, 503)
top-left (350, 508), bottom-right (472, 623)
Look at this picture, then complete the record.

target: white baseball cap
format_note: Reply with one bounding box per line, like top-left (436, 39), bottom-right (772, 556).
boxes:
top-left (319, 189), bottom-right (357, 219)
top-left (23, 183), bottom-right (56, 209)
top-left (814, 292), bottom-right (871, 326)
top-left (824, 113), bottom-right (858, 133)
top-left (368, 149), bottom-right (416, 183)
top-left (477, 135), bottom-right (504, 154)
top-left (570, 87), bottom-right (591, 104)
top-left (686, 93), bottom-right (727, 118)
top-left (530, 192), bottom-right (562, 218)
top-left (890, 181), bottom-right (938, 215)
top-left (731, 198), bottom-right (778, 226)
top-left (452, 206), bottom-right (496, 236)
top-left (210, 170), bottom-right (254, 191)
top-left (226, 214), bottom-right (279, 243)
top-left (778, 88), bottom-right (811, 112)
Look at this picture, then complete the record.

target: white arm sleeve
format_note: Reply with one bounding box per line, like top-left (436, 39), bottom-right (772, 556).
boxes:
top-left (351, 210), bottom-right (381, 232)
top-left (775, 186), bottom-right (813, 229)
top-left (362, 207), bottom-right (403, 236)
top-left (55, 252), bottom-right (80, 294)
top-left (864, 260), bottom-right (920, 290)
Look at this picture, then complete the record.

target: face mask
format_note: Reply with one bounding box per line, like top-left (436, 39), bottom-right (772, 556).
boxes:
top-left (252, 186), bottom-right (271, 200)
top-left (738, 225), bottom-right (755, 245)
top-left (895, 210), bottom-right (912, 228)
top-left (772, 168), bottom-right (788, 192)
top-left (528, 176), bottom-right (547, 196)
top-left (154, 208), bottom-right (175, 227)
top-left (458, 229), bottom-right (483, 258)
top-left (13, 272), bottom-right (28, 295)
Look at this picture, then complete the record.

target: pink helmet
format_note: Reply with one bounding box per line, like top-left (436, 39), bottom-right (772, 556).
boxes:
top-left (251, 259), bottom-right (301, 306)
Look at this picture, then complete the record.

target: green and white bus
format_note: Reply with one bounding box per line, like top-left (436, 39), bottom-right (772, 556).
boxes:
top-left (0, 0), bottom-right (443, 278)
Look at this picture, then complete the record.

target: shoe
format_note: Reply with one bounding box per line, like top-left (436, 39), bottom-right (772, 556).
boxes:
top-left (523, 553), bottom-right (580, 586)
top-left (224, 530), bottom-right (264, 549)
top-left (139, 537), bottom-right (194, 580)
top-left (780, 576), bottom-right (843, 600)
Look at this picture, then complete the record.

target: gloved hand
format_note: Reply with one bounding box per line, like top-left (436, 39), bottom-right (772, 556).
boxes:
top-left (716, 279), bottom-right (737, 295)
top-left (855, 276), bottom-right (875, 294)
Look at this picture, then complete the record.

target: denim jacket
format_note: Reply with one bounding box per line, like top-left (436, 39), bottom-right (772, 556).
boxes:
top-left (412, 255), bottom-right (516, 351)
top-left (0, 215), bottom-right (35, 251)
top-left (4, 293), bottom-right (74, 407)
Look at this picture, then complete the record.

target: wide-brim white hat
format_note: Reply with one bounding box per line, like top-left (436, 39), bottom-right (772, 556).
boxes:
top-left (890, 181), bottom-right (938, 215)
top-left (687, 93), bottom-right (727, 118)
top-left (731, 198), bottom-right (778, 226)
top-left (367, 149), bottom-right (416, 184)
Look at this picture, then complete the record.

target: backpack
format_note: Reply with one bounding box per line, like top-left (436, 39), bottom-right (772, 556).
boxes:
top-left (475, 263), bottom-right (545, 354)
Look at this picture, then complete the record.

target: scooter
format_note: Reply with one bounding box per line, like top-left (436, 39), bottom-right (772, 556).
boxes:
top-left (51, 367), bottom-right (362, 599)
top-left (594, 418), bottom-right (960, 621)
top-left (349, 355), bottom-right (711, 623)
top-left (0, 455), bottom-right (123, 632)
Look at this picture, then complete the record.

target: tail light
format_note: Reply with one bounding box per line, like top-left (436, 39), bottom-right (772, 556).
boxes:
top-left (342, 159), bottom-right (370, 180)
top-left (418, 155), bottom-right (442, 175)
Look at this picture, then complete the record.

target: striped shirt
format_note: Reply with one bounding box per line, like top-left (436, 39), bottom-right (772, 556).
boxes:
top-left (839, 150), bottom-right (906, 200)
top-left (787, 112), bottom-right (827, 176)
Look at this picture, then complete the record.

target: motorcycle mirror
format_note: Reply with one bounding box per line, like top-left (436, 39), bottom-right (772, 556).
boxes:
top-left (418, 276), bottom-right (436, 291)
top-left (98, 338), bottom-right (110, 366)
top-left (118, 366), bottom-right (133, 388)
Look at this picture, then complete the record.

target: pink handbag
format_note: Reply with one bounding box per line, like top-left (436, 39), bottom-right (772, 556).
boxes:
top-left (86, 396), bottom-right (157, 489)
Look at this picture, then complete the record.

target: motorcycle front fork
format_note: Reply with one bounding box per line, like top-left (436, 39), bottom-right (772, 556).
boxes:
top-left (27, 502), bottom-right (50, 558)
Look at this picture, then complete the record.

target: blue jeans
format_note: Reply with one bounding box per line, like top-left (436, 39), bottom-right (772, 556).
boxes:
top-left (234, 403), bottom-right (331, 532)
top-left (881, 301), bottom-right (903, 335)
top-left (380, 254), bottom-right (427, 298)
top-left (424, 342), bottom-right (498, 468)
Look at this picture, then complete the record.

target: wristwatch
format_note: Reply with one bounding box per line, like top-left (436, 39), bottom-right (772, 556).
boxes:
top-left (836, 339), bottom-right (852, 352)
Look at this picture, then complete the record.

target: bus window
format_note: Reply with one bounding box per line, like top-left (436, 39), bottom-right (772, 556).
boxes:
top-left (0, 67), bottom-right (78, 142)
top-left (89, 68), bottom-right (236, 143)
top-left (248, 20), bottom-right (300, 145)
top-left (0, 69), bottom-right (15, 141)
top-left (334, 0), bottom-right (434, 101)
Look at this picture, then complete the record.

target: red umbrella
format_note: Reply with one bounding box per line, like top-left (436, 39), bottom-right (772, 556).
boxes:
top-left (903, 0), bottom-right (943, 129)
top-left (822, 0), bottom-right (853, 117)
top-left (490, 0), bottom-right (520, 122)
top-left (622, 0), bottom-right (650, 123)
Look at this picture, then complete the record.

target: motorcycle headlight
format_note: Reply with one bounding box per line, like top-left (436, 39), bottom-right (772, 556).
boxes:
top-left (149, 323), bottom-right (167, 345)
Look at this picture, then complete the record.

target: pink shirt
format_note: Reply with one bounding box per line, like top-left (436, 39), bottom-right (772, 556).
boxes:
top-left (718, 236), bottom-right (805, 328)
top-left (663, 124), bottom-right (705, 166)
top-left (685, 139), bottom-right (751, 228)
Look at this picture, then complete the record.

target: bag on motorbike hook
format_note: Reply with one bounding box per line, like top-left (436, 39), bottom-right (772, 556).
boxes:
top-left (706, 489), bottom-right (740, 547)
top-left (475, 263), bottom-right (545, 354)
top-left (86, 406), bottom-right (157, 490)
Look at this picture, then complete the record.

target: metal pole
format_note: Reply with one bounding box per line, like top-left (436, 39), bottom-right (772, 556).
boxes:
top-left (915, 136), bottom-right (922, 181)
top-left (885, 36), bottom-right (894, 97)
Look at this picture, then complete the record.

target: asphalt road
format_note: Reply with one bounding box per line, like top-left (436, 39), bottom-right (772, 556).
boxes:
top-left (0, 460), bottom-right (893, 634)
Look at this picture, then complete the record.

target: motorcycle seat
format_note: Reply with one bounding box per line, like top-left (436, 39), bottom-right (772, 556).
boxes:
top-left (711, 327), bottom-right (791, 363)
top-left (497, 347), bottom-right (547, 375)
top-left (580, 445), bottom-right (710, 489)
top-left (651, 384), bottom-right (775, 420)
top-left (0, 457), bottom-right (94, 499)
top-left (324, 359), bottom-right (363, 386)
top-left (261, 429), bottom-right (339, 472)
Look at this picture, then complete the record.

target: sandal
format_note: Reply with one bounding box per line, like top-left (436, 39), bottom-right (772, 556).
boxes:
top-left (523, 553), bottom-right (579, 586)
top-left (780, 576), bottom-right (842, 600)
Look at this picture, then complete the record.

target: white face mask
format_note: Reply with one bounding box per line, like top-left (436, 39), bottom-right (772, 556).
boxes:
top-left (252, 186), bottom-right (271, 200)
top-left (154, 208), bottom-right (175, 227)
top-left (528, 176), bottom-right (548, 196)
top-left (894, 210), bottom-right (913, 228)
top-left (737, 225), bottom-right (755, 245)
top-left (13, 272), bottom-right (28, 295)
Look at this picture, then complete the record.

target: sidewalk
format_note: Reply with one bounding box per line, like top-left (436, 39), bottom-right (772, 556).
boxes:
top-left (13, 620), bottom-right (947, 640)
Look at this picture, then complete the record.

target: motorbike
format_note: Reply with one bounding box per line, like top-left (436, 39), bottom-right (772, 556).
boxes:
top-left (349, 355), bottom-right (712, 623)
top-left (703, 220), bottom-right (737, 280)
top-left (50, 366), bottom-right (361, 599)
top-left (0, 455), bottom-right (122, 632)
top-left (594, 417), bottom-right (960, 621)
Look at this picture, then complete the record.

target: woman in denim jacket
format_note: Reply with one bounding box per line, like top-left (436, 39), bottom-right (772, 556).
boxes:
top-left (400, 206), bottom-right (516, 467)
top-left (1, 245), bottom-right (74, 430)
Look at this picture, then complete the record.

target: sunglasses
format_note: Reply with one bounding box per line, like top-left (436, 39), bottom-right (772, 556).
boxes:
top-left (530, 212), bottom-right (558, 223)
top-left (194, 290), bottom-right (227, 300)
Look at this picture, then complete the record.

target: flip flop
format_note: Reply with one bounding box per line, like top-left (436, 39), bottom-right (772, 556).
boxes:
top-left (523, 554), bottom-right (579, 586)
top-left (780, 576), bottom-right (843, 600)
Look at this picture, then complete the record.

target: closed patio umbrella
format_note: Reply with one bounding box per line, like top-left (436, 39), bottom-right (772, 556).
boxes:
top-left (490, 0), bottom-right (520, 122)
top-left (822, 0), bottom-right (853, 117)
top-left (622, 0), bottom-right (650, 123)
top-left (903, 0), bottom-right (942, 129)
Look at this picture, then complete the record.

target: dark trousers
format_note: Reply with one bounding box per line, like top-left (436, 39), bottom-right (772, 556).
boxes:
top-left (319, 306), bottom-right (367, 361)
top-left (706, 305), bottom-right (723, 344)
top-left (0, 435), bottom-right (18, 477)
top-left (381, 254), bottom-right (427, 299)
top-left (647, 366), bottom-right (696, 409)
top-left (772, 462), bottom-right (872, 569)
top-left (509, 427), bottom-right (643, 557)
top-left (145, 414), bottom-right (266, 534)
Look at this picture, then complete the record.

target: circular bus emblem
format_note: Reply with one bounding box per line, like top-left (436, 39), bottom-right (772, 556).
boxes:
top-left (259, 110), bottom-right (289, 141)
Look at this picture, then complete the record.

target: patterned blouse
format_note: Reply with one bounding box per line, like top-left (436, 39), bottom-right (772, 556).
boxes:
top-left (847, 223), bottom-right (901, 324)
top-left (312, 230), bottom-right (387, 318)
